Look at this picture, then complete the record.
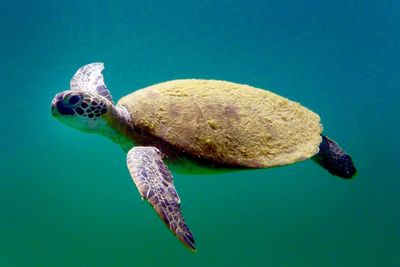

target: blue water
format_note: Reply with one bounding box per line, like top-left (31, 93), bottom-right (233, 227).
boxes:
top-left (1, 1), bottom-right (399, 266)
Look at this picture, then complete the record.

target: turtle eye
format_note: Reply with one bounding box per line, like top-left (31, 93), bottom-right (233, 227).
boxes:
top-left (63, 93), bottom-right (82, 107)
top-left (68, 95), bottom-right (81, 105)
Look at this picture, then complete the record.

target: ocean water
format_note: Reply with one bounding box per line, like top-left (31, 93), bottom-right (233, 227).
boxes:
top-left (1, 1), bottom-right (399, 266)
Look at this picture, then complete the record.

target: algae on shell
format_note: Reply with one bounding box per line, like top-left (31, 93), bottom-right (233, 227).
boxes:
top-left (118, 79), bottom-right (322, 168)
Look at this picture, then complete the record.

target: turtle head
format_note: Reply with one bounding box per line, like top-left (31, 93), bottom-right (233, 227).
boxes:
top-left (51, 90), bottom-right (111, 133)
top-left (51, 63), bottom-right (133, 150)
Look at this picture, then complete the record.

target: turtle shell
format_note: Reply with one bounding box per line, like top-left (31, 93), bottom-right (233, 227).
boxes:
top-left (118, 79), bottom-right (322, 168)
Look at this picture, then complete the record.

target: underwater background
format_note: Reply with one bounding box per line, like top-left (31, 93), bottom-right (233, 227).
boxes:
top-left (1, 0), bottom-right (399, 266)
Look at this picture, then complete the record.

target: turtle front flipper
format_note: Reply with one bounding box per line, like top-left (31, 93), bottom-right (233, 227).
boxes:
top-left (312, 135), bottom-right (356, 179)
top-left (70, 62), bottom-right (113, 103)
top-left (126, 146), bottom-right (196, 251)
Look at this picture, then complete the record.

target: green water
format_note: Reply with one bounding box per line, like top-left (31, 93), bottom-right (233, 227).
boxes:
top-left (1, 1), bottom-right (399, 266)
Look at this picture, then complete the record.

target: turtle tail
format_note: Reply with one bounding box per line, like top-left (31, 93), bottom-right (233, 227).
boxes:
top-left (312, 135), bottom-right (356, 179)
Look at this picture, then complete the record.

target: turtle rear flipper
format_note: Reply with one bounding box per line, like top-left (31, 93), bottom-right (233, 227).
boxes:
top-left (312, 135), bottom-right (356, 179)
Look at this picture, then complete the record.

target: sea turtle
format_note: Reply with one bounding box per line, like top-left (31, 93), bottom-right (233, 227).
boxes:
top-left (51, 63), bottom-right (356, 251)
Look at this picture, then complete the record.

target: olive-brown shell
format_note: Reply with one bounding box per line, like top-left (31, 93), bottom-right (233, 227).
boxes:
top-left (118, 79), bottom-right (322, 168)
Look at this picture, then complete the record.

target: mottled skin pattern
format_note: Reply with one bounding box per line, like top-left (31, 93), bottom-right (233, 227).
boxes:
top-left (70, 62), bottom-right (113, 102)
top-left (127, 147), bottom-right (195, 251)
top-left (51, 90), bottom-right (108, 119)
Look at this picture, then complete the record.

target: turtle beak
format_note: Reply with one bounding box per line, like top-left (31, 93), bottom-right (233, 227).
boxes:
top-left (51, 95), bottom-right (60, 116)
